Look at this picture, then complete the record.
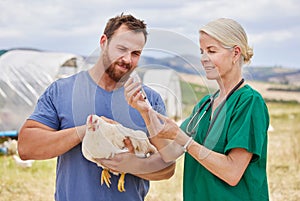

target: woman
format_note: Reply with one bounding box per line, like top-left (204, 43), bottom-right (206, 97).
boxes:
top-left (125, 18), bottom-right (269, 201)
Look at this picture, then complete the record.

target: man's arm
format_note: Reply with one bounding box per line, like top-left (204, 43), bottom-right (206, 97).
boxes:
top-left (95, 116), bottom-right (176, 180)
top-left (98, 151), bottom-right (176, 181)
top-left (135, 154), bottom-right (176, 180)
top-left (18, 120), bottom-right (86, 160)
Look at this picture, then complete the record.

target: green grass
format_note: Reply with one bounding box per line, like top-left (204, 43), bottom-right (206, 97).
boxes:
top-left (180, 81), bottom-right (208, 105)
top-left (180, 81), bottom-right (210, 117)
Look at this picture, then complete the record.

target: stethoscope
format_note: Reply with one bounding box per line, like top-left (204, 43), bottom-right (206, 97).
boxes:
top-left (185, 78), bottom-right (245, 137)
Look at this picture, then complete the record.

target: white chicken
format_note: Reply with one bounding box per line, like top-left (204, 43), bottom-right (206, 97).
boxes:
top-left (82, 114), bottom-right (157, 192)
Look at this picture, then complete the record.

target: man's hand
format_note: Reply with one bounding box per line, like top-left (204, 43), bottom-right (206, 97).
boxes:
top-left (96, 152), bottom-right (140, 174)
top-left (124, 77), bottom-right (150, 113)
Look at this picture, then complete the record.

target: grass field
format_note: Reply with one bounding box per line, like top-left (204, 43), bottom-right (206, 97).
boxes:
top-left (146, 102), bottom-right (300, 201)
top-left (1, 76), bottom-right (300, 201)
top-left (0, 101), bottom-right (299, 201)
top-left (0, 157), bottom-right (56, 201)
top-left (266, 102), bottom-right (300, 200)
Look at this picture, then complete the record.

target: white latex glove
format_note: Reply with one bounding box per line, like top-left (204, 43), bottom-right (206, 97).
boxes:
top-left (124, 75), bottom-right (151, 113)
top-left (147, 109), bottom-right (188, 162)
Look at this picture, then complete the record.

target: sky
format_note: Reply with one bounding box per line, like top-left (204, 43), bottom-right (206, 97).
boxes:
top-left (1, 0), bottom-right (300, 68)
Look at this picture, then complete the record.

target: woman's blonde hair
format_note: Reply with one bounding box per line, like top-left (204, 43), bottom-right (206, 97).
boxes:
top-left (200, 18), bottom-right (253, 64)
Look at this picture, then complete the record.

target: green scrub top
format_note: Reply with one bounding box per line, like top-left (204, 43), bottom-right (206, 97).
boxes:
top-left (180, 85), bottom-right (269, 201)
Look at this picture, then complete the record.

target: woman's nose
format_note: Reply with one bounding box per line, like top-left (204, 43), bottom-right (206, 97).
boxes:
top-left (200, 52), bottom-right (210, 62)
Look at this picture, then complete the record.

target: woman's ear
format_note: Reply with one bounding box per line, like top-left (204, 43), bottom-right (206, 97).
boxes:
top-left (232, 45), bottom-right (241, 64)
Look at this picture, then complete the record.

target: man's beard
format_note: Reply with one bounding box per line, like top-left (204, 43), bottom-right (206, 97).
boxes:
top-left (105, 62), bottom-right (132, 82)
top-left (103, 49), bottom-right (133, 82)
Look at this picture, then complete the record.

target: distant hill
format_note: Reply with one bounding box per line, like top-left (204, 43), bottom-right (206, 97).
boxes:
top-left (139, 55), bottom-right (203, 75)
top-left (3, 48), bottom-right (299, 86)
top-left (138, 55), bottom-right (300, 86)
top-left (243, 66), bottom-right (300, 86)
top-left (52, 51), bottom-right (300, 87)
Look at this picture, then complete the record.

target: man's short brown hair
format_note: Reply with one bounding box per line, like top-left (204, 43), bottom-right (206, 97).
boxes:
top-left (103, 13), bottom-right (148, 42)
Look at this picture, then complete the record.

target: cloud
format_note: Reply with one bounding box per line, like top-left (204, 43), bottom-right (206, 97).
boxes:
top-left (0, 0), bottom-right (299, 67)
top-left (250, 30), bottom-right (294, 45)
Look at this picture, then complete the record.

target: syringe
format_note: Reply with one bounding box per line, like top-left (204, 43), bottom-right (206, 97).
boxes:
top-left (129, 71), bottom-right (152, 108)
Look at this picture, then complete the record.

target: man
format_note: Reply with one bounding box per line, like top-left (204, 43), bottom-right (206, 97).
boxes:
top-left (18, 13), bottom-right (175, 201)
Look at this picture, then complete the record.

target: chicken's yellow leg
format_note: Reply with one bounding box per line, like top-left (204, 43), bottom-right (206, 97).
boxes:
top-left (101, 169), bottom-right (111, 188)
top-left (117, 173), bottom-right (126, 192)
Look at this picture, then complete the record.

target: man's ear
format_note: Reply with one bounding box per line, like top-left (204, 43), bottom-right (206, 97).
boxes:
top-left (100, 34), bottom-right (108, 49)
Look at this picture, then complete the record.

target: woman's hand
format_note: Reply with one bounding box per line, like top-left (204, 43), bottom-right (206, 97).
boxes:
top-left (148, 111), bottom-right (190, 161)
top-left (124, 77), bottom-right (150, 113)
top-left (149, 111), bottom-right (181, 140)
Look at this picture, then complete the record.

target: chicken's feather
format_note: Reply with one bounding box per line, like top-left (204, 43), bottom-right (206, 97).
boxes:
top-left (82, 114), bottom-right (156, 167)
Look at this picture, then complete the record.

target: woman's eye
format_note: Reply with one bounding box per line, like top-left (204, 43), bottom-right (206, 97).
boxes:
top-left (200, 49), bottom-right (215, 54)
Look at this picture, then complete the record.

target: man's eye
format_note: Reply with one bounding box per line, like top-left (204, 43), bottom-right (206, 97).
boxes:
top-left (133, 52), bottom-right (141, 56)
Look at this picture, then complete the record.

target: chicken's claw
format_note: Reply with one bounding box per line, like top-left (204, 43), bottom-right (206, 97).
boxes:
top-left (101, 169), bottom-right (111, 188)
top-left (117, 173), bottom-right (126, 192)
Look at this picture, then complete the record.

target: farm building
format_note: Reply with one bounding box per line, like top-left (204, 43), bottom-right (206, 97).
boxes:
top-left (0, 49), bottom-right (85, 136)
top-left (0, 49), bottom-right (184, 137)
top-left (142, 69), bottom-right (182, 120)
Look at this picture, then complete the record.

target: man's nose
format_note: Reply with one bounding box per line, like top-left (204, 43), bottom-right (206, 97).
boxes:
top-left (122, 52), bottom-right (132, 64)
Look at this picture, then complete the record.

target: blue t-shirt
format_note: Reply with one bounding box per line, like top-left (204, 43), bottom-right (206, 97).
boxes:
top-left (29, 71), bottom-right (166, 201)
